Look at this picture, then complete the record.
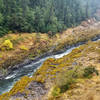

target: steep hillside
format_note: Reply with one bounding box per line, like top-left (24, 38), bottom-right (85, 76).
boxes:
top-left (0, 0), bottom-right (99, 36)
top-left (0, 21), bottom-right (100, 100)
top-left (0, 20), bottom-right (100, 73)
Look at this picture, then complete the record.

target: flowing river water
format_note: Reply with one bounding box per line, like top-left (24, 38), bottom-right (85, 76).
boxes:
top-left (0, 37), bottom-right (100, 95)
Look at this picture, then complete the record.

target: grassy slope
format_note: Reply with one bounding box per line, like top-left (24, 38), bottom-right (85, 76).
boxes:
top-left (0, 21), bottom-right (100, 100)
top-left (1, 34), bottom-right (100, 100)
top-left (0, 21), bottom-right (100, 70)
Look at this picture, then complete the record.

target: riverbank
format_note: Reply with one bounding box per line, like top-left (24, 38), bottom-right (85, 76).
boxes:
top-left (1, 35), bottom-right (100, 100)
top-left (2, 32), bottom-right (100, 80)
top-left (0, 20), bottom-right (100, 78)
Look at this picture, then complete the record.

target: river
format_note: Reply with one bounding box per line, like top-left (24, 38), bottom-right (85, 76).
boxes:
top-left (0, 36), bottom-right (100, 95)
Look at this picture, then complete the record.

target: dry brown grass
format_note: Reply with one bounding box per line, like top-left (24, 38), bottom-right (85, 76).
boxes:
top-left (1, 30), bottom-right (100, 100)
top-left (0, 21), bottom-right (100, 69)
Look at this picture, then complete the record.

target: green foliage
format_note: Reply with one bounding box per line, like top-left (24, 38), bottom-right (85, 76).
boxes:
top-left (54, 66), bottom-right (99, 94)
top-left (0, 13), bottom-right (4, 24)
top-left (83, 66), bottom-right (99, 78)
top-left (0, 0), bottom-right (99, 36)
top-left (52, 87), bottom-right (61, 97)
top-left (55, 66), bottom-right (80, 93)
top-left (0, 26), bottom-right (8, 37)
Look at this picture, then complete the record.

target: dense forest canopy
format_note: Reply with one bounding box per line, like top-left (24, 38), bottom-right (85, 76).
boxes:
top-left (0, 0), bottom-right (100, 36)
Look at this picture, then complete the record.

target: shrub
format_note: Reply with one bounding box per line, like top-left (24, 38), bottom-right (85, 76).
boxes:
top-left (54, 66), bottom-right (80, 93)
top-left (1, 39), bottom-right (13, 50)
top-left (54, 66), bottom-right (99, 94)
top-left (48, 31), bottom-right (53, 38)
top-left (20, 45), bottom-right (28, 51)
top-left (8, 31), bottom-right (13, 34)
top-left (0, 53), bottom-right (3, 58)
top-left (83, 66), bottom-right (99, 78)
top-left (52, 87), bottom-right (61, 97)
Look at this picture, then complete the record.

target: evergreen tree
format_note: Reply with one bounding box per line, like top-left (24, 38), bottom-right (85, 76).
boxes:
top-left (0, 0), bottom-right (99, 36)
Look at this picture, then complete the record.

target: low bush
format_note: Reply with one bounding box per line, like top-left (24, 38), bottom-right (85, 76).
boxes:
top-left (52, 66), bottom-right (99, 95)
top-left (20, 45), bottom-right (29, 51)
top-left (52, 87), bottom-right (61, 97)
top-left (53, 66), bottom-right (80, 93)
top-left (1, 39), bottom-right (13, 50)
top-left (83, 66), bottom-right (99, 78)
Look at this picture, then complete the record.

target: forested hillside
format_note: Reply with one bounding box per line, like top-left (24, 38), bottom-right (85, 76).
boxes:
top-left (0, 0), bottom-right (100, 36)
top-left (1, 0), bottom-right (100, 100)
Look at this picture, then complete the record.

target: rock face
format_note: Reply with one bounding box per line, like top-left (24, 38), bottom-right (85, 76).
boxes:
top-left (26, 81), bottom-right (47, 100)
top-left (10, 81), bottom-right (48, 100)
